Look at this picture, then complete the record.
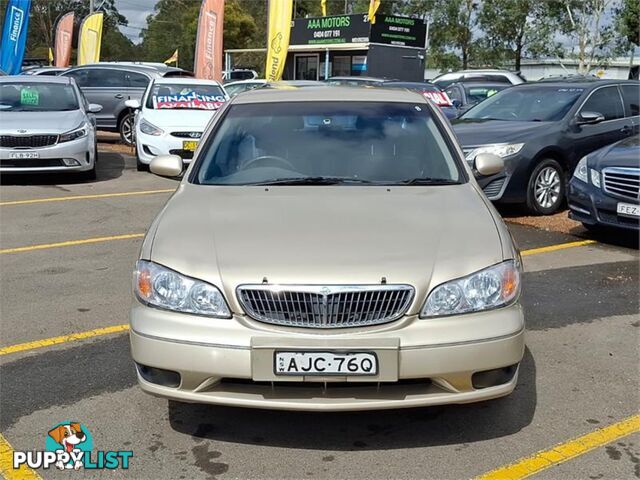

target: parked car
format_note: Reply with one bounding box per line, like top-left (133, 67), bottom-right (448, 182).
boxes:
top-left (432, 69), bottom-right (526, 89)
top-left (452, 79), bottom-right (640, 214)
top-left (222, 69), bottom-right (258, 83)
top-left (62, 63), bottom-right (191, 145)
top-left (0, 76), bottom-right (101, 179)
top-left (223, 79), bottom-right (267, 97)
top-left (129, 78), bottom-right (229, 171)
top-left (327, 76), bottom-right (394, 87)
top-left (22, 66), bottom-right (67, 76)
top-left (569, 135), bottom-right (639, 231)
top-left (444, 82), bottom-right (511, 115)
top-left (130, 86), bottom-right (524, 411)
top-left (382, 81), bottom-right (458, 119)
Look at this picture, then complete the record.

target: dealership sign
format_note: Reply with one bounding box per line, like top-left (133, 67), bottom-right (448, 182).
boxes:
top-left (369, 15), bottom-right (427, 48)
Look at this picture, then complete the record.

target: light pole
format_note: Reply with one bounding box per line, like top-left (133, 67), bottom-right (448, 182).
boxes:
top-left (89, 0), bottom-right (94, 13)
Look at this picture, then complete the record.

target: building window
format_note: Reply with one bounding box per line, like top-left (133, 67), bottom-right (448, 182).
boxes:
top-left (333, 56), bottom-right (351, 77)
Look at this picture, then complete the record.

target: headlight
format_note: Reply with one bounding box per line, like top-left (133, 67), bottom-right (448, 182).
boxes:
top-left (465, 143), bottom-right (525, 162)
top-left (134, 260), bottom-right (231, 318)
top-left (59, 124), bottom-right (88, 143)
top-left (573, 156), bottom-right (588, 183)
top-left (139, 119), bottom-right (163, 136)
top-left (421, 260), bottom-right (521, 317)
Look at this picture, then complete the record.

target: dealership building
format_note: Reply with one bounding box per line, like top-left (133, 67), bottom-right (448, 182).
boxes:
top-left (225, 14), bottom-right (428, 82)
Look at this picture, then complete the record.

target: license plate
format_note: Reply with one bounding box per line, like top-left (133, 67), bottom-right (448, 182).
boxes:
top-left (275, 351), bottom-right (378, 376)
top-left (617, 202), bottom-right (640, 217)
top-left (182, 140), bottom-right (198, 152)
top-left (9, 151), bottom-right (39, 159)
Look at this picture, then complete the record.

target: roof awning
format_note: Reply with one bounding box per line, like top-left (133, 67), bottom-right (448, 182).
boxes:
top-left (224, 43), bottom-right (370, 54)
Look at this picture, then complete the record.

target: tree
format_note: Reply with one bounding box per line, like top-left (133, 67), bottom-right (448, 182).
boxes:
top-left (615, 0), bottom-right (639, 47)
top-left (428, 0), bottom-right (478, 69)
top-left (478, 0), bottom-right (558, 71)
top-left (549, 0), bottom-right (617, 74)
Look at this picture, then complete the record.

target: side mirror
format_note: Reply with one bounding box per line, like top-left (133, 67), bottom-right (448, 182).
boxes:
top-left (149, 155), bottom-right (183, 177)
top-left (125, 99), bottom-right (141, 109)
top-left (475, 153), bottom-right (504, 176)
top-left (87, 103), bottom-right (102, 113)
top-left (576, 111), bottom-right (604, 125)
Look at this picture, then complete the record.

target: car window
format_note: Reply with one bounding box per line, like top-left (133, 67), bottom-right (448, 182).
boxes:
top-left (127, 72), bottom-right (150, 88)
top-left (0, 82), bottom-right (79, 111)
top-left (65, 69), bottom-right (90, 87)
top-left (464, 85), bottom-right (508, 104)
top-left (445, 86), bottom-right (463, 103)
top-left (580, 86), bottom-right (624, 120)
top-left (193, 101), bottom-right (462, 186)
top-left (620, 84), bottom-right (640, 117)
top-left (86, 69), bottom-right (126, 88)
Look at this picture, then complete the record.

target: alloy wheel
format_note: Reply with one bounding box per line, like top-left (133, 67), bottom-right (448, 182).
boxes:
top-left (534, 166), bottom-right (561, 209)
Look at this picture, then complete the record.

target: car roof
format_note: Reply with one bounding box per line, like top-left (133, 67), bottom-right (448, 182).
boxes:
top-left (0, 75), bottom-right (71, 84)
top-left (231, 85), bottom-right (427, 104)
top-left (451, 82), bottom-right (511, 89)
top-left (65, 63), bottom-right (170, 76)
top-left (384, 81), bottom-right (437, 87)
top-left (528, 79), bottom-right (638, 88)
top-left (153, 77), bottom-right (222, 86)
top-left (225, 79), bottom-right (266, 86)
top-left (329, 76), bottom-right (389, 82)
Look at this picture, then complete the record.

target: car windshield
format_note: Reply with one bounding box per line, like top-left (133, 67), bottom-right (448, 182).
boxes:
top-left (0, 82), bottom-right (79, 112)
top-left (146, 83), bottom-right (226, 110)
top-left (193, 101), bottom-right (462, 186)
top-left (464, 85), bottom-right (509, 103)
top-left (461, 86), bottom-right (584, 121)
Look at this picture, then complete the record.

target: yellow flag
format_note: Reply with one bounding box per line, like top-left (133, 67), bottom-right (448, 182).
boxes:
top-left (265, 0), bottom-right (293, 81)
top-left (48, 48), bottom-right (54, 65)
top-left (78, 12), bottom-right (104, 65)
top-left (321, 0), bottom-right (327, 16)
top-left (164, 49), bottom-right (178, 65)
top-left (368, 0), bottom-right (381, 24)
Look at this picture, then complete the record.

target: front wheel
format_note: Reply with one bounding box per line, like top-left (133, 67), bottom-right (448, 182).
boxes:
top-left (526, 159), bottom-right (565, 215)
top-left (119, 112), bottom-right (135, 145)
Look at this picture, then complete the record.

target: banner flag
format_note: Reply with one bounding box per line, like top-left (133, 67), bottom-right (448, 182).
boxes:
top-left (265, 0), bottom-right (293, 81)
top-left (78, 12), bottom-right (103, 65)
top-left (54, 12), bottom-right (74, 67)
top-left (368, 0), bottom-right (381, 24)
top-left (321, 0), bottom-right (327, 16)
top-left (0, 0), bottom-right (32, 75)
top-left (194, 0), bottom-right (224, 81)
top-left (164, 49), bottom-right (179, 65)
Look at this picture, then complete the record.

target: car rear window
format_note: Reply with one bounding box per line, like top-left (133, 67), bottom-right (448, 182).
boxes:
top-left (193, 101), bottom-right (462, 186)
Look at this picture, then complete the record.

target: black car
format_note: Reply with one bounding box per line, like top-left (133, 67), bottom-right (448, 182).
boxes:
top-left (444, 82), bottom-right (511, 115)
top-left (452, 79), bottom-right (640, 214)
top-left (568, 135), bottom-right (639, 231)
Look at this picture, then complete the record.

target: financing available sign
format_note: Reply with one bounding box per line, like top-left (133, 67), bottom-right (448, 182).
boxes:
top-left (152, 90), bottom-right (226, 110)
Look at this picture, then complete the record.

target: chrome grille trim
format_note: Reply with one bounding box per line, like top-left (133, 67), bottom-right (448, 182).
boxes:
top-left (602, 167), bottom-right (640, 201)
top-left (236, 284), bottom-right (415, 329)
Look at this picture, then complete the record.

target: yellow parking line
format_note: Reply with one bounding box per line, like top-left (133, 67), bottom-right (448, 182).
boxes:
top-left (0, 433), bottom-right (43, 480)
top-left (0, 188), bottom-right (175, 206)
top-left (521, 239), bottom-right (597, 256)
top-left (0, 233), bottom-right (144, 254)
top-left (475, 414), bottom-right (640, 480)
top-left (0, 324), bottom-right (129, 356)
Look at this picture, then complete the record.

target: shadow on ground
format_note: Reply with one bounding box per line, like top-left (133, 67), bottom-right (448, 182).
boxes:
top-left (168, 348), bottom-right (536, 451)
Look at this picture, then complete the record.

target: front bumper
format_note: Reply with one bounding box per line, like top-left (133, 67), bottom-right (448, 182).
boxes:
top-left (130, 303), bottom-right (525, 411)
top-left (136, 130), bottom-right (201, 165)
top-left (568, 178), bottom-right (639, 231)
top-left (0, 136), bottom-right (94, 173)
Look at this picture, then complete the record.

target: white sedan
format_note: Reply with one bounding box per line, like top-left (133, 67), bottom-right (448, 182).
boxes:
top-left (127, 78), bottom-right (228, 171)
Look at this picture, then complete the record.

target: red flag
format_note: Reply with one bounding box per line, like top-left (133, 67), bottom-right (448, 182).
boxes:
top-left (194, 0), bottom-right (224, 81)
top-left (54, 12), bottom-right (74, 68)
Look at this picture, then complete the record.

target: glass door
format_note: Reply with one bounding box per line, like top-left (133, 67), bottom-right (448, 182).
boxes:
top-left (294, 54), bottom-right (319, 80)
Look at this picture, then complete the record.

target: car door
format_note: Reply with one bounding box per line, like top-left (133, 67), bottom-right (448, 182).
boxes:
top-left (124, 71), bottom-right (151, 105)
top-left (572, 85), bottom-right (627, 161)
top-left (620, 83), bottom-right (640, 135)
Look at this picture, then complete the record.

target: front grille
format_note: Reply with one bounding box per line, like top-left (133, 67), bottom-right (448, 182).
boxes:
top-left (0, 135), bottom-right (58, 148)
top-left (482, 177), bottom-right (506, 199)
top-left (0, 158), bottom-right (65, 168)
top-left (237, 285), bottom-right (414, 329)
top-left (602, 167), bottom-right (640, 201)
top-left (171, 131), bottom-right (202, 139)
top-left (169, 149), bottom-right (194, 160)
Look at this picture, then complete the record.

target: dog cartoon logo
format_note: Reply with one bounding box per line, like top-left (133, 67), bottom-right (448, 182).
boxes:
top-left (46, 422), bottom-right (92, 470)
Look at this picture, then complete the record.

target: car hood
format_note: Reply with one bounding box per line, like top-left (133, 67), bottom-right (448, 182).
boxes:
top-left (0, 110), bottom-right (85, 134)
top-left (142, 108), bottom-right (221, 130)
top-left (148, 184), bottom-right (506, 315)
top-left (589, 135), bottom-right (640, 169)
top-left (452, 119), bottom-right (552, 147)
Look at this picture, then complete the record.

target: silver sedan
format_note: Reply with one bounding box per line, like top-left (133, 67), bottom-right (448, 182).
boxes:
top-left (0, 76), bottom-right (101, 179)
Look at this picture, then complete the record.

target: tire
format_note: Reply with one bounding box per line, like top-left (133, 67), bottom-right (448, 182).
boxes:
top-left (79, 143), bottom-right (98, 181)
top-left (526, 159), bottom-right (565, 215)
top-left (119, 111), bottom-right (135, 145)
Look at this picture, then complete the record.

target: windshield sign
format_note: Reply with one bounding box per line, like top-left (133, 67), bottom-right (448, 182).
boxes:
top-left (422, 90), bottom-right (452, 107)
top-left (0, 83), bottom-right (79, 112)
top-left (148, 85), bottom-right (226, 110)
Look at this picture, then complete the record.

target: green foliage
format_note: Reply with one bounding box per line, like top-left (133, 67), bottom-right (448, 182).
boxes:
top-left (615, 0), bottom-right (639, 47)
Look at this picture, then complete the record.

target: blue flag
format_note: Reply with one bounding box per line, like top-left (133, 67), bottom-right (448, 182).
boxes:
top-left (0, 0), bottom-right (32, 75)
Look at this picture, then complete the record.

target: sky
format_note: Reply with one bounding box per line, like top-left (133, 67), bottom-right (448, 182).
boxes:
top-left (114, 0), bottom-right (157, 44)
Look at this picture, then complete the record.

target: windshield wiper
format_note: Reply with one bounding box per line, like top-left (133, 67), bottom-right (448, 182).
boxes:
top-left (248, 176), bottom-right (377, 186)
top-left (395, 177), bottom-right (460, 185)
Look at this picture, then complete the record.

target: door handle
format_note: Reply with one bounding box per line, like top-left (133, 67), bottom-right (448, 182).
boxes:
top-left (114, 93), bottom-right (124, 99)
top-left (620, 125), bottom-right (631, 134)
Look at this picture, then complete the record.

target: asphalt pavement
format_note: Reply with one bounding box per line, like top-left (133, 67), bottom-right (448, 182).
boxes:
top-left (0, 149), bottom-right (638, 480)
